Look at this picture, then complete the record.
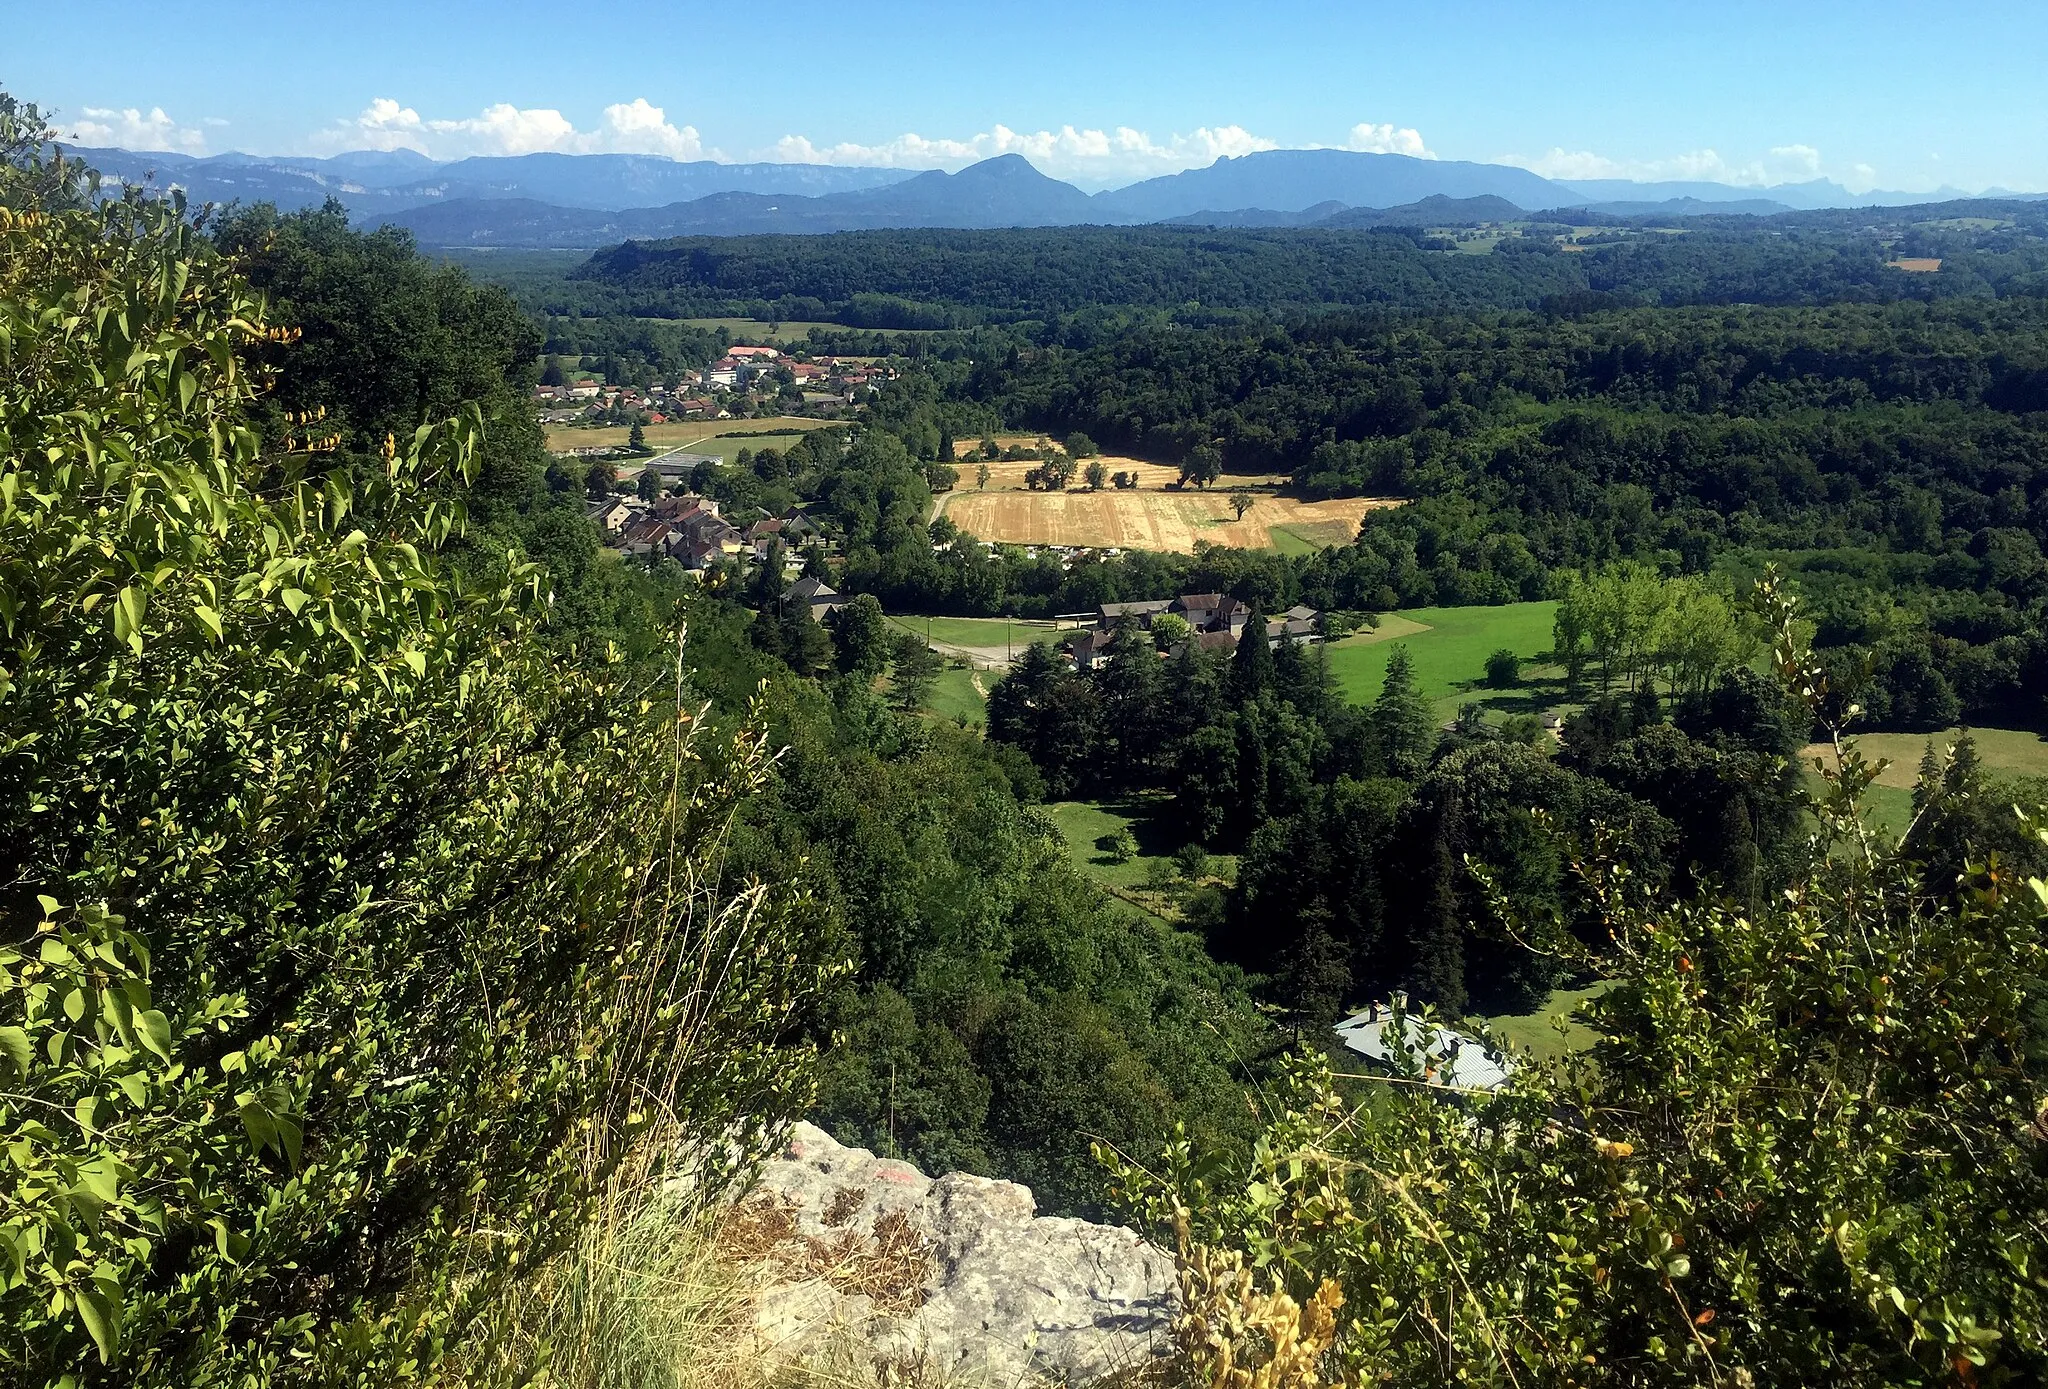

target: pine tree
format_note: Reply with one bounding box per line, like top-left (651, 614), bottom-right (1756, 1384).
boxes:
top-left (1232, 704), bottom-right (1270, 837)
top-left (1405, 810), bottom-right (1469, 1014)
top-left (781, 601), bottom-right (834, 676)
top-left (1231, 608), bottom-right (1275, 700)
top-left (1372, 645), bottom-right (1435, 779)
top-left (1279, 900), bottom-right (1353, 1039)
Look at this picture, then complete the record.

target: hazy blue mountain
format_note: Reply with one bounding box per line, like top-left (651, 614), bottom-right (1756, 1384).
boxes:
top-left (1315, 193), bottom-right (1528, 228)
top-left (398, 153), bottom-right (913, 208)
top-left (1164, 201), bottom-right (1354, 228)
top-left (57, 145), bottom-right (916, 215)
top-left (1093, 149), bottom-right (1573, 220)
top-left (1571, 196), bottom-right (1795, 218)
top-left (379, 155), bottom-right (1107, 245)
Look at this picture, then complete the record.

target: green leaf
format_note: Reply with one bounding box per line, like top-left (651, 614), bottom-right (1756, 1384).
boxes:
top-left (113, 585), bottom-right (147, 656)
top-left (135, 1009), bottom-right (173, 1061)
top-left (0, 1026), bottom-right (30, 1078)
top-left (281, 587), bottom-right (310, 616)
top-left (77, 1281), bottom-right (121, 1363)
top-left (191, 603), bottom-right (223, 640)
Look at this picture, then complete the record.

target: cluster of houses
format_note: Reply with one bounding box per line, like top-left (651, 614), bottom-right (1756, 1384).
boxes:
top-left (1069, 593), bottom-right (1323, 669)
top-left (537, 346), bottom-right (893, 437)
top-left (584, 490), bottom-right (822, 573)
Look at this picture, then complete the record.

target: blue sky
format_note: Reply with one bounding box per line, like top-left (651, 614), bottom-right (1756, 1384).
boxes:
top-left (13, 0), bottom-right (2048, 192)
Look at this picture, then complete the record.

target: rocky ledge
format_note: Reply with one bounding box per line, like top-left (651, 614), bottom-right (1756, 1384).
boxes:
top-left (729, 1122), bottom-right (1177, 1385)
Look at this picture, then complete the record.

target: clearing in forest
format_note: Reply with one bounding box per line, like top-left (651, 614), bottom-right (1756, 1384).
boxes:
top-left (1325, 603), bottom-right (1564, 718)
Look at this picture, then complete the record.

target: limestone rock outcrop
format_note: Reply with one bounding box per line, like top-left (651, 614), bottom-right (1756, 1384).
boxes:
top-left (734, 1122), bottom-right (1177, 1385)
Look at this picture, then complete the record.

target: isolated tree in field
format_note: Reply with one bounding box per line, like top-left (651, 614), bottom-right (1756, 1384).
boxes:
top-left (1180, 443), bottom-right (1224, 489)
top-left (1065, 431), bottom-right (1099, 458)
top-left (1107, 827), bottom-right (1139, 863)
top-left (980, 436), bottom-right (999, 460)
top-left (1229, 487), bottom-right (1256, 520)
top-left (1085, 458), bottom-right (1109, 490)
top-left (1372, 644), bottom-right (1436, 778)
top-left (636, 466), bottom-right (660, 501)
top-left (1173, 842), bottom-right (1211, 883)
top-left (1485, 648), bottom-right (1520, 687)
top-left (627, 418), bottom-right (647, 453)
top-left (976, 460), bottom-right (990, 490)
top-left (832, 593), bottom-right (892, 676)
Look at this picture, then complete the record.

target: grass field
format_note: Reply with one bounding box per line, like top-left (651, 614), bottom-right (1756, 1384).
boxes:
top-left (1326, 603), bottom-right (1563, 718)
top-left (886, 613), bottom-right (1059, 649)
top-left (1800, 726), bottom-right (2048, 840)
top-left (1046, 799), bottom-right (1237, 899)
top-left (922, 667), bottom-right (988, 726)
top-left (544, 416), bottom-right (833, 453)
top-left (1475, 981), bottom-right (1612, 1061)
top-left (656, 433), bottom-right (810, 464)
top-left (677, 318), bottom-right (846, 342)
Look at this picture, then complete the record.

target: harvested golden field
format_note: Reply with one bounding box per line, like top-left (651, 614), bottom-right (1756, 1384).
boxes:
top-left (941, 484), bottom-right (1398, 553)
top-left (1887, 258), bottom-right (1943, 273)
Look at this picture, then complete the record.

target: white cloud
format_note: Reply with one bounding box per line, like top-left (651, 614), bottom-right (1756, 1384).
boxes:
top-left (65, 106), bottom-right (207, 154)
top-left (1500, 143), bottom-right (1849, 188)
top-left (762, 122), bottom-right (1278, 186)
top-left (313, 97), bottom-right (713, 160)
top-left (1345, 122), bottom-right (1433, 158)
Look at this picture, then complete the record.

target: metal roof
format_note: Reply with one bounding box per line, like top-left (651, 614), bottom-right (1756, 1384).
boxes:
top-left (1334, 1006), bottom-right (1515, 1093)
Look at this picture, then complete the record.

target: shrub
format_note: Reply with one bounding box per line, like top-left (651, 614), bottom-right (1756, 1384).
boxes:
top-left (1485, 647), bottom-right (1521, 687)
top-left (0, 170), bottom-right (831, 1384)
top-left (1106, 578), bottom-right (2048, 1386)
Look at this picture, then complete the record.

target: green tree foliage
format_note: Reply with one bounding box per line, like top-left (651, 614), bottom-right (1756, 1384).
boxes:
top-left (0, 188), bottom-right (827, 1385)
top-left (1107, 587), bottom-right (2048, 1387)
top-left (888, 632), bottom-right (944, 710)
top-left (830, 592), bottom-right (892, 676)
top-left (1484, 647), bottom-right (1520, 687)
top-left (1371, 645), bottom-right (1436, 780)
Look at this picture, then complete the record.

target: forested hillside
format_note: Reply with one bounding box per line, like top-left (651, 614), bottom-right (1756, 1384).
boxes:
top-left (7, 83), bottom-right (2048, 1389)
top-left (565, 209), bottom-right (2048, 323)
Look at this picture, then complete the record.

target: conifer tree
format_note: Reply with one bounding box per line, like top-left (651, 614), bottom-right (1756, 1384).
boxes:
top-left (1372, 644), bottom-right (1435, 779)
top-left (1231, 608), bottom-right (1274, 700)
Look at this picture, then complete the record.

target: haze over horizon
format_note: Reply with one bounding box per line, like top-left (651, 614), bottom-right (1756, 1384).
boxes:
top-left (14, 0), bottom-right (2048, 196)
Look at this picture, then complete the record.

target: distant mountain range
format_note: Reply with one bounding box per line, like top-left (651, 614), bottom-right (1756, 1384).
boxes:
top-left (59, 142), bottom-right (2048, 247)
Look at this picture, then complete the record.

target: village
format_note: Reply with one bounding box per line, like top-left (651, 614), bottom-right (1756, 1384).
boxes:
top-left (537, 343), bottom-right (894, 457)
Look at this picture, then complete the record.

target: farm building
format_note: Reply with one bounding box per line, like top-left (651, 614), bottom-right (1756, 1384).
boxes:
top-left (1334, 1001), bottom-right (1514, 1094)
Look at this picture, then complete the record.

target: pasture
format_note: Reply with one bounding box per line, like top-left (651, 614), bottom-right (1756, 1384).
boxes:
top-left (922, 667), bottom-right (988, 726)
top-left (678, 318), bottom-right (846, 342)
top-left (545, 415), bottom-right (834, 453)
top-left (1325, 603), bottom-right (1562, 716)
top-left (885, 613), bottom-right (1061, 653)
top-left (1801, 726), bottom-right (2048, 838)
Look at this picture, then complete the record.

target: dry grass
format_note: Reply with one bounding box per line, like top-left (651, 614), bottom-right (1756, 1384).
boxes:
top-left (941, 483), bottom-right (1396, 554)
top-left (718, 1194), bottom-right (937, 1317)
top-left (1887, 257), bottom-right (1943, 273)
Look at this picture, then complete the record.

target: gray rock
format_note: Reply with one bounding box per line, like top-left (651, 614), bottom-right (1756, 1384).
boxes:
top-left (737, 1122), bottom-right (1177, 1385)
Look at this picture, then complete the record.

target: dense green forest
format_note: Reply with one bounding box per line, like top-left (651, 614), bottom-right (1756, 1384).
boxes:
top-left (563, 209), bottom-right (2048, 323)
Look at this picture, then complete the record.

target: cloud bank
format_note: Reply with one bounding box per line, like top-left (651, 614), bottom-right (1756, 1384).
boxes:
top-left (316, 97), bottom-right (712, 160)
top-left (64, 106), bottom-right (209, 154)
top-left (763, 122), bottom-right (1278, 186)
top-left (1497, 141), bottom-right (1878, 191)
